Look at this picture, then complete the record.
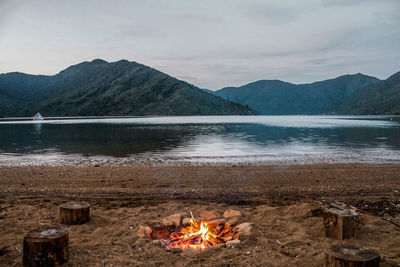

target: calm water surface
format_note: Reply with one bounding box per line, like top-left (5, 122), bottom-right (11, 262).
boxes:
top-left (0, 115), bottom-right (400, 165)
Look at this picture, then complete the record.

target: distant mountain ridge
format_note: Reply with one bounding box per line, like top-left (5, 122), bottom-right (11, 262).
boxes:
top-left (0, 59), bottom-right (255, 117)
top-left (1, 59), bottom-right (398, 117)
top-left (212, 72), bottom-right (400, 115)
top-left (0, 72), bottom-right (52, 117)
top-left (338, 71), bottom-right (400, 115)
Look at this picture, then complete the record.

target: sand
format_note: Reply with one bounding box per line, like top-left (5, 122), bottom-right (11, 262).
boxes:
top-left (0, 163), bottom-right (400, 266)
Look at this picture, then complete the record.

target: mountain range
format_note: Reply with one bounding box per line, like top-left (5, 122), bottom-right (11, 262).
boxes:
top-left (212, 72), bottom-right (400, 115)
top-left (0, 59), bottom-right (255, 117)
top-left (0, 59), bottom-right (399, 117)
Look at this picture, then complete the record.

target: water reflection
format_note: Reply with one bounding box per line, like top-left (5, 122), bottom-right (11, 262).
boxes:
top-left (0, 116), bottom-right (399, 161)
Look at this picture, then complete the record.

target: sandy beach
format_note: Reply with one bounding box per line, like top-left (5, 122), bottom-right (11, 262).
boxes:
top-left (1, 163), bottom-right (400, 266)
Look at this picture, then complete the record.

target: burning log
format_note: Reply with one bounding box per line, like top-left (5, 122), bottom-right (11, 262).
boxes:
top-left (207, 218), bottom-right (227, 232)
top-left (59, 201), bottom-right (90, 225)
top-left (23, 226), bottom-right (69, 266)
top-left (324, 244), bottom-right (380, 267)
top-left (323, 203), bottom-right (359, 239)
top-left (144, 209), bottom-right (248, 251)
top-left (163, 217), bottom-right (239, 250)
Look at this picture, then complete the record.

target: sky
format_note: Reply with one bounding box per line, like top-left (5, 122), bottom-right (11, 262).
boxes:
top-left (0, 0), bottom-right (399, 90)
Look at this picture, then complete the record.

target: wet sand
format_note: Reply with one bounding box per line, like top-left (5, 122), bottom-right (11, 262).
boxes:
top-left (1, 163), bottom-right (400, 266)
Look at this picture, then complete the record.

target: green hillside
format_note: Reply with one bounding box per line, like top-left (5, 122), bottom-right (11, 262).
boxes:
top-left (0, 59), bottom-right (256, 117)
top-left (213, 74), bottom-right (382, 115)
top-left (338, 72), bottom-right (400, 115)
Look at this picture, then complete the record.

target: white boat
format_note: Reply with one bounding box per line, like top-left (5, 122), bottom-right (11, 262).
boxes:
top-left (32, 113), bottom-right (44, 120)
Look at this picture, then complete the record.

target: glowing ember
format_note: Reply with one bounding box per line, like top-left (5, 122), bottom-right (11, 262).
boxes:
top-left (164, 217), bottom-right (238, 250)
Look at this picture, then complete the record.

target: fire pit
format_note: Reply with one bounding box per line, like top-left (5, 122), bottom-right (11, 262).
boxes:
top-left (137, 209), bottom-right (251, 251)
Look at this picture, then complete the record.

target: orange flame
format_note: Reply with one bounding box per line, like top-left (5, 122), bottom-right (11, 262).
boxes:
top-left (166, 218), bottom-right (237, 250)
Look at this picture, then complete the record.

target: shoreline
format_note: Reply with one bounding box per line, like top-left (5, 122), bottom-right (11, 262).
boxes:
top-left (2, 150), bottom-right (400, 167)
top-left (1, 163), bottom-right (400, 265)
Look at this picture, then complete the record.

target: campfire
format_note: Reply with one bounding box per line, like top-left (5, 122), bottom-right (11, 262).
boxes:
top-left (137, 209), bottom-right (251, 251)
top-left (166, 214), bottom-right (238, 250)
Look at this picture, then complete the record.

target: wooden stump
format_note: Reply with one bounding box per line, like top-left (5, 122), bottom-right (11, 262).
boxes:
top-left (323, 203), bottom-right (359, 239)
top-left (325, 244), bottom-right (380, 267)
top-left (23, 226), bottom-right (69, 267)
top-left (60, 201), bottom-right (90, 225)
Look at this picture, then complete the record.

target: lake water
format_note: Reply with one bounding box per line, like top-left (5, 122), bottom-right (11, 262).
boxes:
top-left (1, 115), bottom-right (400, 165)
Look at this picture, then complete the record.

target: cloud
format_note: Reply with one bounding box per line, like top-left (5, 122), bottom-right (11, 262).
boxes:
top-left (0, 0), bottom-right (399, 89)
top-left (322, 0), bottom-right (386, 7)
top-left (0, 0), bottom-right (20, 35)
top-left (240, 3), bottom-right (298, 26)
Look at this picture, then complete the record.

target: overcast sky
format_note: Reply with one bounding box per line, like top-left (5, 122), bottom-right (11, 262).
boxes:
top-left (0, 0), bottom-right (399, 89)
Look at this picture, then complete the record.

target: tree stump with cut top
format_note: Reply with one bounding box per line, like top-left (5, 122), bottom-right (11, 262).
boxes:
top-left (323, 203), bottom-right (359, 239)
top-left (324, 244), bottom-right (380, 267)
top-left (23, 225), bottom-right (69, 266)
top-left (59, 201), bottom-right (90, 225)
